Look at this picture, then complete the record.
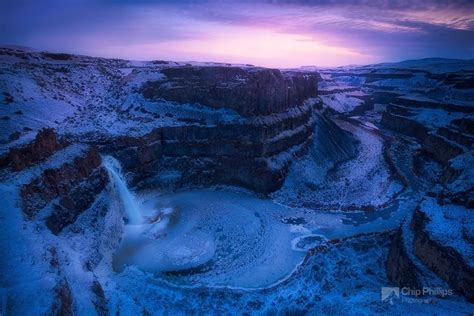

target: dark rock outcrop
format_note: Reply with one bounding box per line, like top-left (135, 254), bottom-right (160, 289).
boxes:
top-left (101, 67), bottom-right (320, 194)
top-left (386, 228), bottom-right (420, 289)
top-left (52, 279), bottom-right (73, 316)
top-left (0, 128), bottom-right (68, 171)
top-left (140, 66), bottom-right (318, 116)
top-left (381, 111), bottom-right (466, 164)
top-left (411, 209), bottom-right (474, 302)
top-left (438, 151), bottom-right (474, 208)
top-left (91, 280), bottom-right (108, 316)
top-left (422, 133), bottom-right (465, 165)
top-left (381, 111), bottom-right (429, 141)
top-left (438, 127), bottom-right (474, 149)
top-left (395, 96), bottom-right (473, 114)
top-left (21, 146), bottom-right (108, 234)
top-left (452, 118), bottom-right (474, 135)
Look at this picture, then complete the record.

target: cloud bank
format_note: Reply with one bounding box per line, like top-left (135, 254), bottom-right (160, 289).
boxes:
top-left (1, 0), bottom-right (473, 67)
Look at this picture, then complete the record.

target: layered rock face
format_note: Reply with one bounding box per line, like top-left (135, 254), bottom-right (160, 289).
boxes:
top-left (381, 105), bottom-right (468, 165)
top-left (379, 80), bottom-right (473, 302)
top-left (123, 66), bottom-right (319, 193)
top-left (20, 144), bottom-right (108, 234)
top-left (378, 76), bottom-right (473, 301)
top-left (0, 128), bottom-right (68, 171)
top-left (102, 101), bottom-right (317, 193)
top-left (317, 61), bottom-right (473, 169)
top-left (411, 208), bottom-right (474, 302)
top-left (141, 66), bottom-right (318, 116)
top-left (0, 127), bottom-right (108, 235)
top-left (51, 65), bottom-right (316, 194)
top-left (386, 201), bottom-right (474, 303)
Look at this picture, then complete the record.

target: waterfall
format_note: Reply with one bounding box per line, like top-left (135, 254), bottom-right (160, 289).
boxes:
top-left (102, 155), bottom-right (143, 224)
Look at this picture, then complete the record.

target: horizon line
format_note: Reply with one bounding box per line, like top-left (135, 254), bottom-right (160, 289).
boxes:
top-left (1, 44), bottom-right (473, 69)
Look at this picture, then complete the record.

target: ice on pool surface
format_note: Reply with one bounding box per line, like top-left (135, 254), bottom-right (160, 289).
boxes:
top-left (125, 230), bottom-right (216, 273)
top-left (291, 234), bottom-right (328, 252)
top-left (113, 189), bottom-right (410, 289)
top-left (115, 190), bottom-right (308, 288)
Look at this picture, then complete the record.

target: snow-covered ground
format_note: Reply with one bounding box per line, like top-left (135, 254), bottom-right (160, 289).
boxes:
top-left (0, 48), bottom-right (247, 154)
top-left (315, 58), bottom-right (474, 116)
top-left (273, 118), bottom-right (403, 210)
top-left (420, 198), bottom-right (473, 267)
top-left (319, 93), bottom-right (365, 113)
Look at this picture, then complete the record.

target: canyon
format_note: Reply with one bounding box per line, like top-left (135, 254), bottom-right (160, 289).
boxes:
top-left (0, 48), bottom-right (473, 314)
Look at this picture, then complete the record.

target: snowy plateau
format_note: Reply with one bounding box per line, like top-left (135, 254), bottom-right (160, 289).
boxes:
top-left (0, 47), bottom-right (473, 315)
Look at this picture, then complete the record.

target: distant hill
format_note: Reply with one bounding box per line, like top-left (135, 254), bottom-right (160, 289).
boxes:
top-left (361, 57), bottom-right (474, 73)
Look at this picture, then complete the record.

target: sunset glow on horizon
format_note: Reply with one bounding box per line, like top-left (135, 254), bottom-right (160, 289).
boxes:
top-left (1, 0), bottom-right (473, 67)
top-left (98, 28), bottom-right (373, 68)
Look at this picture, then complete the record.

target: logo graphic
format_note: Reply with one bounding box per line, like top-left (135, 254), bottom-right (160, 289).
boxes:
top-left (381, 287), bottom-right (400, 305)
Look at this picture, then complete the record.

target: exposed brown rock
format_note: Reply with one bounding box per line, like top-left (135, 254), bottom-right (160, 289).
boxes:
top-left (46, 168), bottom-right (108, 234)
top-left (52, 279), bottom-right (73, 316)
top-left (21, 146), bottom-right (108, 233)
top-left (0, 128), bottom-right (68, 171)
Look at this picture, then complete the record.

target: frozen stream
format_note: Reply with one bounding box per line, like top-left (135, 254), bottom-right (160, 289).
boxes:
top-left (113, 188), bottom-right (412, 289)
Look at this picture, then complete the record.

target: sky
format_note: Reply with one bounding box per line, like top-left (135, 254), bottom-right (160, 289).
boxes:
top-left (1, 0), bottom-right (473, 68)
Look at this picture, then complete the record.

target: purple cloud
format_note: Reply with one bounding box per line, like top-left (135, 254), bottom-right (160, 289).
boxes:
top-left (0, 0), bottom-right (472, 66)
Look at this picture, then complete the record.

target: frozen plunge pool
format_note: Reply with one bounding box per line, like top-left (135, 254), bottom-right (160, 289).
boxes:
top-left (113, 189), bottom-right (413, 289)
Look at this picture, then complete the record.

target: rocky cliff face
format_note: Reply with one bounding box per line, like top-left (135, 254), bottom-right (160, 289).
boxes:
top-left (0, 125), bottom-right (109, 234)
top-left (411, 208), bottom-right (474, 302)
top-left (386, 228), bottom-right (420, 289)
top-left (0, 128), bottom-right (68, 171)
top-left (141, 66), bottom-right (318, 116)
top-left (378, 71), bottom-right (474, 302)
top-left (439, 152), bottom-right (474, 208)
top-left (123, 66), bottom-right (319, 193)
top-left (101, 101), bottom-right (317, 193)
top-left (381, 108), bottom-right (467, 165)
top-left (20, 145), bottom-right (108, 234)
